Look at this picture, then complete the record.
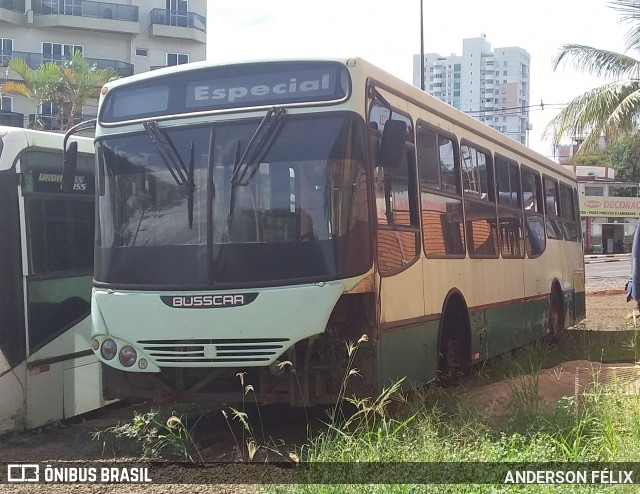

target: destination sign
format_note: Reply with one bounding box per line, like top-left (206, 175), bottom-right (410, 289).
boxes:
top-left (186, 70), bottom-right (338, 108)
top-left (31, 170), bottom-right (94, 195)
top-left (100, 61), bottom-right (350, 123)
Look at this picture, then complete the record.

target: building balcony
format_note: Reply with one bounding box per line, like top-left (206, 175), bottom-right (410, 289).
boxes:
top-left (149, 8), bottom-right (205, 44)
top-left (0, 0), bottom-right (25, 25)
top-left (0, 110), bottom-right (24, 128)
top-left (1, 50), bottom-right (133, 77)
top-left (0, 0), bottom-right (23, 12)
top-left (30, 113), bottom-right (94, 131)
top-left (31, 0), bottom-right (139, 35)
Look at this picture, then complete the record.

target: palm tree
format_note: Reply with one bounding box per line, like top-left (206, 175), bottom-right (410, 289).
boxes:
top-left (59, 50), bottom-right (117, 131)
top-left (2, 58), bottom-right (62, 129)
top-left (2, 51), bottom-right (118, 131)
top-left (547, 0), bottom-right (640, 153)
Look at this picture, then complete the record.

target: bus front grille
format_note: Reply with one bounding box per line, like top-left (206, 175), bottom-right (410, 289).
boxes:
top-left (137, 338), bottom-right (291, 365)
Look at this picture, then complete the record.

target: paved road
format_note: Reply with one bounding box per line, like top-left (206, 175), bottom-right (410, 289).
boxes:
top-left (585, 257), bottom-right (631, 279)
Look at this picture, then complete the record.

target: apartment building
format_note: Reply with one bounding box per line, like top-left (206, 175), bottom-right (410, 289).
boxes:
top-left (413, 34), bottom-right (531, 145)
top-left (0, 0), bottom-right (206, 129)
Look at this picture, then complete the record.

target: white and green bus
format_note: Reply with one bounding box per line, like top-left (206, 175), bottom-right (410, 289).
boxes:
top-left (64, 57), bottom-right (585, 405)
top-left (0, 126), bottom-right (106, 431)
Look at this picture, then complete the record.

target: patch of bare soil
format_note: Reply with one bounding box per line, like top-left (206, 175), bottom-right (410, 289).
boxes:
top-left (469, 287), bottom-right (640, 418)
top-left (468, 360), bottom-right (640, 418)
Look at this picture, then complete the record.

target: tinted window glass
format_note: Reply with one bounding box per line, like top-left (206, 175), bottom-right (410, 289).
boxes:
top-left (370, 100), bottom-right (419, 273)
top-left (461, 144), bottom-right (492, 201)
top-left (417, 123), bottom-right (465, 257)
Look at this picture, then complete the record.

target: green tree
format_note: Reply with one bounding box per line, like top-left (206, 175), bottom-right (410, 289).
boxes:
top-left (546, 0), bottom-right (640, 153)
top-left (59, 50), bottom-right (117, 131)
top-left (567, 149), bottom-right (610, 167)
top-left (2, 51), bottom-right (117, 131)
top-left (606, 133), bottom-right (640, 182)
top-left (2, 57), bottom-right (62, 129)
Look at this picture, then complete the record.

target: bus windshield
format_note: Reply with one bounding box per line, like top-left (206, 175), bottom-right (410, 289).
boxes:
top-left (95, 112), bottom-right (370, 288)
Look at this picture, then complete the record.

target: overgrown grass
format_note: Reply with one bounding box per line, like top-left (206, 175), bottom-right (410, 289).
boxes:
top-left (92, 406), bottom-right (203, 461)
top-left (93, 330), bottom-right (640, 492)
top-left (260, 332), bottom-right (640, 493)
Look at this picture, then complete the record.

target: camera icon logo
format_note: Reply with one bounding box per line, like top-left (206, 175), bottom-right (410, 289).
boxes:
top-left (7, 464), bottom-right (40, 482)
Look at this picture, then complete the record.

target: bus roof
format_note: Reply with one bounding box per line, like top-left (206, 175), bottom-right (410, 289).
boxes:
top-left (99, 56), bottom-right (575, 182)
top-left (0, 126), bottom-right (93, 172)
top-left (348, 58), bottom-right (576, 182)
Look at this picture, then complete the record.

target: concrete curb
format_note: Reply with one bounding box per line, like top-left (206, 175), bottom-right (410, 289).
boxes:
top-left (584, 255), bottom-right (631, 265)
top-left (584, 259), bottom-right (626, 264)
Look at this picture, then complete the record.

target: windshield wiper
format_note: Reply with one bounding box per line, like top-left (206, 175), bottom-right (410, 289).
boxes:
top-left (143, 120), bottom-right (196, 229)
top-left (231, 106), bottom-right (287, 186)
top-left (143, 121), bottom-right (188, 184)
top-left (228, 107), bottom-right (287, 229)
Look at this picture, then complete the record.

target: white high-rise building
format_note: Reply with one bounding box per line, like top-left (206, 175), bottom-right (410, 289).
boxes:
top-left (0, 0), bottom-right (207, 130)
top-left (413, 34), bottom-right (531, 145)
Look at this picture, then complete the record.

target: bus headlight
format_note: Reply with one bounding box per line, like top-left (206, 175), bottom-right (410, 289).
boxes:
top-left (101, 339), bottom-right (117, 360)
top-left (119, 345), bottom-right (137, 367)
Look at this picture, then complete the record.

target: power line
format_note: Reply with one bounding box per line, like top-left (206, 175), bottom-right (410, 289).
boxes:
top-left (463, 101), bottom-right (567, 116)
top-left (473, 106), bottom-right (567, 119)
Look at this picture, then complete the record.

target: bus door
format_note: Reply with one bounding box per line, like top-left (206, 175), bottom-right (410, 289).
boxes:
top-left (369, 89), bottom-right (428, 388)
top-left (17, 150), bottom-right (103, 428)
top-left (0, 166), bottom-right (28, 432)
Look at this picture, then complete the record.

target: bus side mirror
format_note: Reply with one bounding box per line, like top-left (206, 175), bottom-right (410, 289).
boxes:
top-left (61, 141), bottom-right (78, 193)
top-left (379, 119), bottom-right (407, 168)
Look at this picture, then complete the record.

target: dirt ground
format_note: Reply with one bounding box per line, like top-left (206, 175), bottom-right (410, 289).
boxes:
top-left (466, 286), bottom-right (640, 421)
top-left (579, 287), bottom-right (638, 331)
top-left (1, 287), bottom-right (638, 493)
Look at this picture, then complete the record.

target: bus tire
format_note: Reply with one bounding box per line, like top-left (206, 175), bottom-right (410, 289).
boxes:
top-left (549, 284), bottom-right (565, 339)
top-left (437, 294), bottom-right (471, 384)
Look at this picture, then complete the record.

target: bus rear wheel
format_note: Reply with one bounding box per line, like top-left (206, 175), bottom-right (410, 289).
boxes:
top-left (548, 286), bottom-right (565, 339)
top-left (438, 297), bottom-right (471, 384)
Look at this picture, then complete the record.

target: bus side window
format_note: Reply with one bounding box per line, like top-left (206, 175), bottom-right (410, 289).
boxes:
top-left (573, 186), bottom-right (583, 241)
top-left (543, 176), bottom-right (564, 240)
top-left (0, 169), bottom-right (26, 367)
top-left (369, 99), bottom-right (419, 274)
top-left (417, 122), bottom-right (465, 258)
top-left (26, 197), bottom-right (93, 352)
top-left (521, 166), bottom-right (546, 257)
top-left (461, 143), bottom-right (498, 258)
top-left (495, 156), bottom-right (524, 258)
top-left (28, 198), bottom-right (94, 274)
top-left (560, 182), bottom-right (579, 241)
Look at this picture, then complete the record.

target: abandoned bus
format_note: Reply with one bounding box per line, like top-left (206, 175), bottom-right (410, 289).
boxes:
top-left (0, 126), bottom-right (106, 431)
top-left (72, 57), bottom-right (585, 405)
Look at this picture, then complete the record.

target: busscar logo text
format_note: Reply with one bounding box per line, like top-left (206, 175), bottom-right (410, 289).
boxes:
top-left (174, 295), bottom-right (244, 307)
top-left (160, 293), bottom-right (258, 309)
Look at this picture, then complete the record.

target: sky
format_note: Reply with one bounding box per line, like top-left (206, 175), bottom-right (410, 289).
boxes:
top-left (207, 0), bottom-right (631, 161)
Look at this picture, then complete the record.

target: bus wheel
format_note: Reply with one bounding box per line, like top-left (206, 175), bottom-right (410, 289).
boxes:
top-left (438, 297), bottom-right (471, 384)
top-left (549, 286), bottom-right (565, 339)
